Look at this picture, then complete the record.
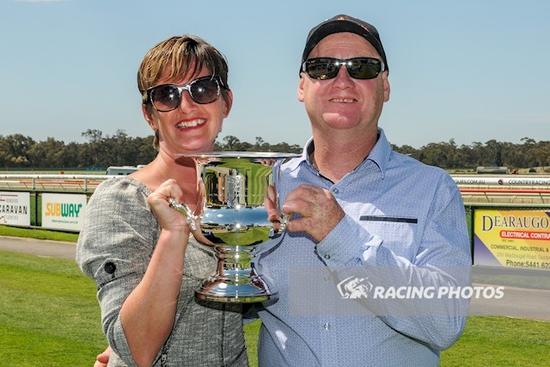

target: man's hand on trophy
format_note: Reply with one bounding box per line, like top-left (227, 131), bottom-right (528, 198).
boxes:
top-left (264, 185), bottom-right (282, 232)
top-left (282, 184), bottom-right (344, 242)
top-left (147, 179), bottom-right (190, 233)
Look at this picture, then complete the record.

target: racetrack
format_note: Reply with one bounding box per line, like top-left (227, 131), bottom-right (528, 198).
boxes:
top-left (1, 236), bottom-right (549, 322)
top-left (0, 236), bottom-right (75, 260)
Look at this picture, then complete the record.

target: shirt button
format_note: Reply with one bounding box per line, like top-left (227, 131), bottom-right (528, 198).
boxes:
top-left (104, 261), bottom-right (116, 274)
top-left (323, 322), bottom-right (330, 330)
top-left (324, 254), bottom-right (331, 260)
top-left (332, 188), bottom-right (339, 194)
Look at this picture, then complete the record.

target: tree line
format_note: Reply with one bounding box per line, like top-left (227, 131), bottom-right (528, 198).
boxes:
top-left (0, 130), bottom-right (548, 171)
top-left (393, 138), bottom-right (549, 170)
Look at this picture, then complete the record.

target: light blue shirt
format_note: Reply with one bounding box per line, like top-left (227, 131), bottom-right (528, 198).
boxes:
top-left (256, 129), bottom-right (471, 367)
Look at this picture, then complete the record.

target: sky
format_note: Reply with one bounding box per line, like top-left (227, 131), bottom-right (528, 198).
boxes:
top-left (1, 0), bottom-right (549, 148)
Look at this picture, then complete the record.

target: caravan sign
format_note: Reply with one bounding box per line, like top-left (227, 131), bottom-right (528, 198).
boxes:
top-left (0, 192), bottom-right (30, 226)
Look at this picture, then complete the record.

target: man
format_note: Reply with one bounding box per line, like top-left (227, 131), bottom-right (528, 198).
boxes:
top-left (256, 14), bottom-right (471, 366)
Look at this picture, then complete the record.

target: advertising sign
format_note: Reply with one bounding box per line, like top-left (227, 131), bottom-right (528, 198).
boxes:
top-left (41, 193), bottom-right (87, 232)
top-left (473, 209), bottom-right (550, 270)
top-left (0, 191), bottom-right (30, 226)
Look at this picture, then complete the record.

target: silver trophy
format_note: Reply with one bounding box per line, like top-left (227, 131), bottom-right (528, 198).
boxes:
top-left (170, 152), bottom-right (298, 303)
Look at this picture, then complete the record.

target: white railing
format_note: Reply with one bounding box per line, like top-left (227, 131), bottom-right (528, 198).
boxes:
top-left (452, 175), bottom-right (550, 205)
top-left (0, 174), bottom-right (114, 193)
top-left (0, 173), bottom-right (549, 204)
top-left (452, 175), bottom-right (550, 187)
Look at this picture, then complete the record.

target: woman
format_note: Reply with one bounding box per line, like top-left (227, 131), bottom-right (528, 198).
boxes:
top-left (76, 35), bottom-right (248, 367)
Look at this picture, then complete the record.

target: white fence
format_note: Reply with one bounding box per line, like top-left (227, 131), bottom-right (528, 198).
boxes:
top-left (0, 174), bottom-right (549, 232)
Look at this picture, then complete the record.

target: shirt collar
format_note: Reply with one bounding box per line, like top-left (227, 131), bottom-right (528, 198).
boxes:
top-left (366, 128), bottom-right (392, 178)
top-left (285, 128), bottom-right (392, 178)
top-left (285, 138), bottom-right (313, 172)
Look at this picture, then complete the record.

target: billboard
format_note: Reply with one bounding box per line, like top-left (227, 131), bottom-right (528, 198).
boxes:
top-left (473, 209), bottom-right (550, 270)
top-left (0, 191), bottom-right (30, 226)
top-left (41, 193), bottom-right (87, 232)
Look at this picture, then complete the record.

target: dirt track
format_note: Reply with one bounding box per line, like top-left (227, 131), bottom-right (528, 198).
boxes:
top-left (0, 236), bottom-right (75, 260)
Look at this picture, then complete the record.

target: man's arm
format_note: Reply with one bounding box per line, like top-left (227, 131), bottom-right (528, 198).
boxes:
top-left (282, 177), bottom-right (471, 350)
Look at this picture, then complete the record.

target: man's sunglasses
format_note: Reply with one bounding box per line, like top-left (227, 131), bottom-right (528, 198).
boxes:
top-left (145, 75), bottom-right (225, 112)
top-left (301, 57), bottom-right (385, 80)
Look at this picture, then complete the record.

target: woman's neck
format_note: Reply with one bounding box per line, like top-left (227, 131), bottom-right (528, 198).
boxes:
top-left (130, 151), bottom-right (199, 205)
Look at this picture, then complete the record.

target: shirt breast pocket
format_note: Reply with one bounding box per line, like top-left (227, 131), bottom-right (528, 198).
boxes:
top-left (359, 215), bottom-right (418, 260)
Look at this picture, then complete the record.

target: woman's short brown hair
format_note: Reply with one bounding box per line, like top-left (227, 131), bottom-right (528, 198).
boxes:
top-left (137, 35), bottom-right (230, 148)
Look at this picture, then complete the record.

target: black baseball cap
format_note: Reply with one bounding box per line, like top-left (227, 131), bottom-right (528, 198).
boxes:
top-left (300, 14), bottom-right (388, 74)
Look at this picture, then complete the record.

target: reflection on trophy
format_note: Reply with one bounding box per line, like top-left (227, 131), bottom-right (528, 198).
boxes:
top-left (170, 152), bottom-right (298, 303)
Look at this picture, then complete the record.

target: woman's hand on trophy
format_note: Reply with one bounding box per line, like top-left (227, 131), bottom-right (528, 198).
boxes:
top-left (147, 179), bottom-right (190, 233)
top-left (282, 184), bottom-right (344, 242)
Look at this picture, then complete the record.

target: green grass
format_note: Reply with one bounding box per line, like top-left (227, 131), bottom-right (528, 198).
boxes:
top-left (0, 250), bottom-right (104, 366)
top-left (441, 316), bottom-right (550, 366)
top-left (244, 320), bottom-right (260, 366)
top-left (1, 249), bottom-right (549, 366)
top-left (0, 225), bottom-right (78, 242)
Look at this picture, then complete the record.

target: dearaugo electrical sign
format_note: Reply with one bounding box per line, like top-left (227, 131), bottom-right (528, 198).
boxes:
top-left (41, 193), bottom-right (87, 232)
top-left (0, 191), bottom-right (30, 226)
top-left (473, 209), bottom-right (550, 270)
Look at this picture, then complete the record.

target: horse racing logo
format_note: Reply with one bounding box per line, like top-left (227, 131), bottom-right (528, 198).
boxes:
top-left (337, 276), bottom-right (374, 299)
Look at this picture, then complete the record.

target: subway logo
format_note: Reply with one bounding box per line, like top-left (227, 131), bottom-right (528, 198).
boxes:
top-left (44, 203), bottom-right (83, 218)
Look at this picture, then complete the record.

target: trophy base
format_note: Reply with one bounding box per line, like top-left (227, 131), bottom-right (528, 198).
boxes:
top-left (195, 269), bottom-right (277, 303)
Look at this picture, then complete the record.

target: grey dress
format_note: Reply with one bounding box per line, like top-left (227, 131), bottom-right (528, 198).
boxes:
top-left (76, 177), bottom-right (248, 367)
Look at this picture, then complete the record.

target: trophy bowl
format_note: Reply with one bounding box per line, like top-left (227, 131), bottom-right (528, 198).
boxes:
top-left (171, 151), bottom-right (299, 303)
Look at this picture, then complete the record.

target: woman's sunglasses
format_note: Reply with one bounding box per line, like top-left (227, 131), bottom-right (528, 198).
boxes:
top-left (302, 57), bottom-right (385, 80)
top-left (145, 75), bottom-right (225, 112)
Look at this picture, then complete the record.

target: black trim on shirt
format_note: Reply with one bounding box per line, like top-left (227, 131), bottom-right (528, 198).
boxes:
top-left (360, 215), bottom-right (418, 224)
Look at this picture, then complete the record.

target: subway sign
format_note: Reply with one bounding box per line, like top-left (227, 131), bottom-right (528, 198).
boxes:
top-left (41, 193), bottom-right (87, 232)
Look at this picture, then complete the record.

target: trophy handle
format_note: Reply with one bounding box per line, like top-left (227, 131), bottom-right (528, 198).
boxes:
top-left (168, 198), bottom-right (198, 230)
top-left (274, 162), bottom-right (290, 235)
top-left (168, 198), bottom-right (216, 251)
top-left (280, 213), bottom-right (290, 233)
